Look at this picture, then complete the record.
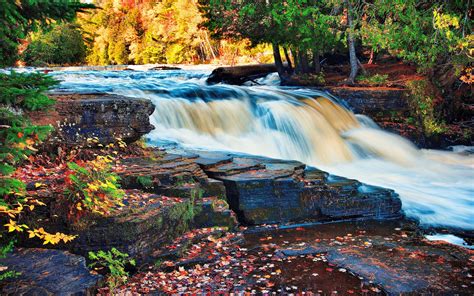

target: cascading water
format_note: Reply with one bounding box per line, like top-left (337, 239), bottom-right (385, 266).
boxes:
top-left (52, 67), bottom-right (474, 230)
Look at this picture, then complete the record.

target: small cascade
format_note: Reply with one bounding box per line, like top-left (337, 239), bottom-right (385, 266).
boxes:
top-left (53, 69), bottom-right (474, 230)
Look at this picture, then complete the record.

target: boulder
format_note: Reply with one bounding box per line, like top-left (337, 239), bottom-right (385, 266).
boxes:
top-left (321, 87), bottom-right (409, 115)
top-left (195, 154), bottom-right (402, 225)
top-left (28, 93), bottom-right (155, 145)
top-left (0, 248), bottom-right (102, 296)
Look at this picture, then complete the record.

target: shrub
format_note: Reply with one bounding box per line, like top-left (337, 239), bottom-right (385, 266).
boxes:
top-left (406, 80), bottom-right (447, 136)
top-left (22, 23), bottom-right (87, 66)
top-left (64, 155), bottom-right (125, 221)
top-left (1, 71), bottom-right (76, 246)
top-left (88, 248), bottom-right (136, 291)
top-left (136, 175), bottom-right (153, 189)
top-left (0, 239), bottom-right (20, 281)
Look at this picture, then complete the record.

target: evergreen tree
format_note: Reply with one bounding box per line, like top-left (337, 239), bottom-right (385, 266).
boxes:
top-left (0, 0), bottom-right (93, 67)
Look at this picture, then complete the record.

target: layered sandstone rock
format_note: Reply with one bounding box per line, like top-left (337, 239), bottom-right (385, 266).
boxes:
top-left (29, 93), bottom-right (155, 145)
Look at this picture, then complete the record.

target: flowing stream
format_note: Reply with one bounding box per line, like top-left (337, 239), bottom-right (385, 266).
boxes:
top-left (51, 67), bottom-right (474, 231)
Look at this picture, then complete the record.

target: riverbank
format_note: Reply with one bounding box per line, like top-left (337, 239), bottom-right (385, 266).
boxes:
top-left (1, 91), bottom-right (472, 294)
top-left (3, 145), bottom-right (473, 294)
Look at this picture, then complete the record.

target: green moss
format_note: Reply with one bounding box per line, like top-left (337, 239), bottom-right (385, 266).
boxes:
top-left (166, 192), bottom-right (203, 236)
top-left (357, 74), bottom-right (388, 86)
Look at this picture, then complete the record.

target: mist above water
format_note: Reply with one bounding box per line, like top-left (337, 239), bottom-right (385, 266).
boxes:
top-left (52, 68), bottom-right (474, 231)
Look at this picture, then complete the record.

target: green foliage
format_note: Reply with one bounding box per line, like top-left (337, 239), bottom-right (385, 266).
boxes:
top-left (0, 0), bottom-right (94, 67)
top-left (64, 156), bottom-right (125, 221)
top-left (406, 80), bottom-right (448, 136)
top-left (136, 175), bottom-right (153, 189)
top-left (0, 72), bottom-right (57, 109)
top-left (1, 72), bottom-right (78, 248)
top-left (357, 74), bottom-right (388, 86)
top-left (0, 239), bottom-right (20, 281)
top-left (0, 72), bottom-right (58, 209)
top-left (22, 23), bottom-right (87, 66)
top-left (88, 248), bottom-right (136, 290)
top-left (360, 0), bottom-right (472, 70)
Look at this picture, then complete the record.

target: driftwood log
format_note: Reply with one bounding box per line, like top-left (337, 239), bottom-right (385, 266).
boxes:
top-left (206, 64), bottom-right (280, 85)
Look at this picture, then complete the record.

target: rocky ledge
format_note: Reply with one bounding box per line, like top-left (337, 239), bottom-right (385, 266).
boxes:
top-left (321, 86), bottom-right (408, 115)
top-left (193, 151), bottom-right (402, 225)
top-left (115, 149), bottom-right (402, 225)
top-left (0, 248), bottom-right (102, 295)
top-left (28, 92), bottom-right (155, 145)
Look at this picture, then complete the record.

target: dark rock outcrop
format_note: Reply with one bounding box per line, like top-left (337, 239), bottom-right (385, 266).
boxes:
top-left (68, 191), bottom-right (194, 263)
top-left (194, 152), bottom-right (402, 225)
top-left (0, 248), bottom-right (102, 296)
top-left (149, 66), bottom-right (182, 71)
top-left (207, 64), bottom-right (279, 85)
top-left (322, 87), bottom-right (409, 114)
top-left (29, 93), bottom-right (155, 145)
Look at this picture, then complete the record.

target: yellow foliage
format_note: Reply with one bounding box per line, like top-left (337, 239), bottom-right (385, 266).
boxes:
top-left (27, 228), bottom-right (77, 245)
top-left (1, 195), bottom-right (76, 245)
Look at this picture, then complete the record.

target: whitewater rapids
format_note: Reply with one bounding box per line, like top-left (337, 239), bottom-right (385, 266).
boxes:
top-left (51, 67), bottom-right (474, 230)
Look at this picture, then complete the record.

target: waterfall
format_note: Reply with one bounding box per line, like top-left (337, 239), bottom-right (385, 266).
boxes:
top-left (52, 68), bottom-right (474, 230)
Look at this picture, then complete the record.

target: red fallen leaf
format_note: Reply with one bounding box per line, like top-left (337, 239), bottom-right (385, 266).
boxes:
top-left (17, 132), bottom-right (24, 138)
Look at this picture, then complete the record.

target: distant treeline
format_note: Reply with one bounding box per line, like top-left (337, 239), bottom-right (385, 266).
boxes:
top-left (21, 0), bottom-right (273, 67)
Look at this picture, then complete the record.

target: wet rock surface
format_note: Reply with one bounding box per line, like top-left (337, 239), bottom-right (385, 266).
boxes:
top-left (68, 190), bottom-right (196, 263)
top-left (115, 151), bottom-right (214, 198)
top-left (114, 219), bottom-right (473, 295)
top-left (247, 220), bottom-right (474, 295)
top-left (207, 64), bottom-right (279, 84)
top-left (322, 87), bottom-right (408, 115)
top-left (28, 93), bottom-right (155, 145)
top-left (8, 148), bottom-right (473, 295)
top-left (0, 248), bottom-right (102, 296)
top-left (191, 151), bottom-right (402, 225)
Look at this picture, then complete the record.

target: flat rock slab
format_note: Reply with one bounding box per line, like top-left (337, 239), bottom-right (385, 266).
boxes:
top-left (0, 248), bottom-right (102, 296)
top-left (324, 240), bottom-right (473, 295)
top-left (192, 152), bottom-right (402, 225)
top-left (278, 237), bottom-right (474, 295)
top-left (245, 220), bottom-right (474, 295)
top-left (115, 151), bottom-right (224, 198)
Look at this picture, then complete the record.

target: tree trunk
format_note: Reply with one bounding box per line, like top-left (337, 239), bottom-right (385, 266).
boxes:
top-left (345, 0), bottom-right (359, 84)
top-left (283, 47), bottom-right (293, 72)
top-left (299, 51), bottom-right (310, 74)
top-left (368, 49), bottom-right (375, 64)
top-left (203, 31), bottom-right (217, 61)
top-left (313, 50), bottom-right (321, 73)
top-left (294, 49), bottom-right (302, 74)
top-left (272, 43), bottom-right (287, 80)
top-left (357, 58), bottom-right (367, 75)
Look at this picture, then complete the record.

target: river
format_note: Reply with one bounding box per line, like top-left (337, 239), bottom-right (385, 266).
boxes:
top-left (49, 66), bottom-right (474, 231)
